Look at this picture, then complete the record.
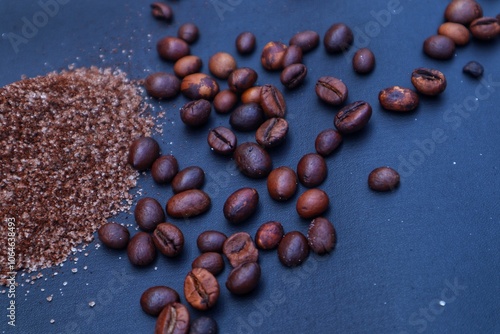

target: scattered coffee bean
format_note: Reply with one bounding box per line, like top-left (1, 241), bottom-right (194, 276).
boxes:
top-left (234, 142), bottom-right (273, 179)
top-left (255, 221), bottom-right (284, 250)
top-left (155, 302), bottom-right (190, 334)
top-left (227, 67), bottom-right (258, 93)
top-left (315, 129), bottom-right (343, 157)
top-left (280, 63), bottom-right (307, 89)
top-left (307, 217), bottom-right (336, 255)
top-left (255, 118), bottom-right (289, 148)
top-left (289, 30), bottom-right (320, 53)
top-left (267, 166), bottom-right (298, 201)
top-left (352, 48), bottom-right (375, 74)
top-left (411, 68), bottom-right (447, 96)
top-left (423, 35), bottom-right (455, 60)
top-left (209, 52), bottom-right (237, 79)
top-left (213, 90), bottom-right (238, 114)
top-left (368, 167), bottom-right (400, 191)
top-left (192, 252), bottom-right (225, 276)
top-left (181, 73), bottom-right (219, 100)
top-left (207, 126), bottom-right (237, 155)
top-left (260, 84), bottom-right (287, 118)
top-left (437, 22), bottom-right (470, 46)
top-left (144, 72), bottom-right (180, 99)
top-left (134, 197), bottom-right (165, 232)
top-left (128, 137), bottom-right (160, 171)
top-left (180, 99), bottom-right (211, 127)
top-left (151, 3), bottom-right (173, 22)
top-left (141, 286), bottom-right (180, 317)
top-left (166, 189), bottom-right (211, 218)
top-left (296, 189), bottom-right (329, 219)
top-left (98, 222), bottom-right (130, 249)
top-left (223, 232), bottom-right (259, 267)
top-left (444, 0), bottom-right (482, 25)
top-left (315, 76), bottom-right (348, 106)
top-left (323, 23), bottom-right (353, 53)
top-left (230, 103), bottom-right (265, 132)
top-left (334, 101), bottom-right (372, 134)
top-left (297, 153), bottom-right (327, 187)
top-left (190, 317), bottom-right (218, 334)
top-left (463, 61), bottom-right (484, 78)
top-left (241, 86), bottom-right (262, 104)
top-left (378, 86), bottom-right (419, 113)
top-left (157, 36), bottom-right (190, 62)
top-left (174, 55), bottom-right (203, 78)
top-left (178, 23), bottom-right (199, 44)
top-left (184, 268), bottom-right (220, 311)
top-left (278, 231), bottom-right (309, 267)
top-left (236, 31), bottom-right (256, 54)
top-left (152, 223), bottom-right (184, 257)
top-left (223, 188), bottom-right (259, 224)
top-left (469, 17), bottom-right (500, 40)
top-left (127, 232), bottom-right (156, 266)
top-left (152, 155), bottom-right (179, 184)
top-left (261, 41), bottom-right (288, 71)
top-left (282, 45), bottom-right (303, 67)
top-left (197, 231), bottom-right (227, 253)
top-left (226, 262), bottom-right (261, 295)
top-left (172, 166), bottom-right (205, 194)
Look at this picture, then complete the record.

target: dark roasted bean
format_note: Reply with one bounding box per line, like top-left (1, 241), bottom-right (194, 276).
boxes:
top-left (226, 262), bottom-right (261, 295)
top-left (141, 286), bottom-right (180, 317)
top-left (261, 41), bottom-right (288, 71)
top-left (208, 52), bottom-right (237, 79)
top-left (368, 167), bottom-right (400, 191)
top-left (152, 223), bottom-right (184, 257)
top-left (98, 222), bottom-right (129, 249)
top-left (223, 188), bottom-right (259, 224)
top-left (172, 166), bottom-right (205, 194)
top-left (378, 86), bottom-right (419, 112)
top-left (234, 142), bottom-right (272, 178)
top-left (423, 35), bottom-right (455, 60)
top-left (166, 190), bottom-right (211, 218)
top-left (437, 22), bottom-right (470, 46)
top-left (255, 118), bottom-right (289, 148)
top-left (352, 48), bottom-right (375, 74)
top-left (280, 63), bottom-right (308, 89)
top-left (127, 232), bottom-right (156, 266)
top-left (315, 129), bottom-right (343, 157)
top-left (157, 36), bottom-right (190, 62)
top-left (255, 221), bottom-right (284, 250)
top-left (180, 99), bottom-right (211, 127)
top-left (469, 17), bottom-right (500, 40)
top-left (174, 55), bottom-right (202, 78)
top-left (151, 3), bottom-right (173, 22)
top-left (134, 197), bottom-right (165, 232)
top-left (282, 45), bottom-right (303, 67)
top-left (181, 73), bottom-right (219, 100)
top-left (145, 72), bottom-right (180, 99)
top-left (192, 252), bottom-right (225, 276)
top-left (155, 302), bottom-right (190, 334)
top-left (227, 67), bottom-right (258, 93)
top-left (315, 76), bottom-right (348, 106)
top-left (230, 103), bottom-right (265, 132)
top-left (213, 90), bottom-right (238, 114)
top-left (128, 137), bottom-right (160, 171)
top-left (289, 30), bottom-right (320, 53)
top-left (297, 153), bottom-right (327, 187)
top-left (184, 268), bottom-right (220, 310)
top-left (197, 231), bottom-right (227, 253)
top-left (223, 232), bottom-right (259, 267)
top-left (260, 84), bottom-right (287, 118)
top-left (152, 155), bottom-right (179, 184)
top-left (178, 23), bottom-right (199, 44)
top-left (463, 61), bottom-right (484, 78)
top-left (444, 0), bottom-right (482, 25)
top-left (296, 189), bottom-right (329, 219)
top-left (323, 23), bottom-right (353, 53)
top-left (278, 231), bottom-right (309, 267)
top-left (334, 101), bottom-right (372, 134)
top-left (267, 166), bottom-right (298, 201)
top-left (411, 68), bottom-right (447, 96)
top-left (236, 32), bottom-right (256, 54)
top-left (189, 317), bottom-right (218, 334)
top-left (207, 126), bottom-right (237, 155)
top-left (307, 217), bottom-right (336, 255)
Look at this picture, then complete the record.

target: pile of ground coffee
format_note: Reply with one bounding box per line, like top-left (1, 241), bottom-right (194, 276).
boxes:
top-left (0, 67), bottom-right (154, 284)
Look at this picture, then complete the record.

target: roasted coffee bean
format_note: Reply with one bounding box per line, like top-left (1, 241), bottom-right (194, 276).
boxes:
top-left (223, 188), bottom-right (259, 224)
top-left (174, 55), bottom-right (202, 78)
top-left (289, 30), bottom-right (320, 53)
top-left (172, 166), bottom-right (205, 194)
top-left (297, 153), bottom-right (327, 188)
top-left (192, 252), bottom-right (224, 276)
top-left (166, 189), bottom-right (211, 218)
top-left (155, 302), bottom-right (190, 334)
top-left (227, 67), bottom-right (258, 93)
top-left (145, 72), bottom-right (180, 99)
top-left (236, 31), bottom-right (256, 54)
top-left (315, 129), bottom-right (343, 157)
top-left (267, 166), bottom-right (298, 201)
top-left (324, 23), bottom-right (353, 53)
top-left (135, 197), bottom-right (165, 231)
top-left (181, 73), bottom-right (219, 100)
top-left (128, 137), bottom-right (160, 171)
top-left (213, 90), bottom-right (238, 114)
top-left (226, 262), bottom-right (261, 295)
top-left (307, 217), bottom-right (336, 255)
top-left (423, 35), bottom-right (455, 60)
top-left (256, 119), bottom-right (288, 148)
top-left (152, 223), bottom-right (184, 257)
top-left (241, 86), bottom-right (262, 104)
top-left (463, 61), bottom-right (484, 78)
top-left (234, 142), bottom-right (272, 178)
top-left (141, 286), bottom-right (180, 317)
top-left (278, 231), bottom-right (309, 267)
top-left (296, 189), bottom-right (329, 219)
top-left (470, 17), bottom-right (500, 40)
top-left (368, 167), bottom-right (400, 191)
top-left (378, 86), bottom-right (419, 113)
top-left (209, 52), bottom-right (237, 79)
top-left (230, 103), bottom-right (265, 131)
top-left (260, 84), bottom-right (287, 118)
top-left (178, 23), bottom-right (199, 44)
top-left (280, 63), bottom-right (307, 89)
top-left (255, 221), bottom-right (284, 250)
top-left (151, 3), bottom-right (173, 21)
top-left (437, 22), bottom-right (470, 46)
top-left (334, 101), bottom-right (372, 134)
top-left (184, 268), bottom-right (220, 311)
top-left (223, 232), bottom-right (259, 267)
top-left (282, 45), bottom-right (303, 67)
top-left (152, 155), bottom-right (179, 184)
top-left (261, 41), bottom-right (288, 71)
top-left (411, 68), bottom-right (447, 96)
top-left (444, 0), bottom-right (482, 25)
top-left (127, 232), bottom-right (156, 266)
top-left (352, 48), bottom-right (375, 74)
top-left (197, 231), bottom-right (227, 253)
top-left (157, 36), bottom-right (190, 62)
top-left (207, 126), bottom-right (237, 155)
top-left (98, 222), bottom-right (129, 249)
top-left (315, 76), bottom-right (348, 106)
top-left (180, 99), bottom-right (211, 127)
top-left (190, 317), bottom-right (218, 334)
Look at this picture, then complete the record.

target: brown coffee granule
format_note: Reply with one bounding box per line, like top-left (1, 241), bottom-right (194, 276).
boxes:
top-left (0, 66), bottom-right (154, 285)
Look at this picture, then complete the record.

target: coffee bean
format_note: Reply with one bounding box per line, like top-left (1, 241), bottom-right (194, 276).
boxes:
top-left (128, 137), bottom-right (160, 171)
top-left (127, 232), bottom-right (156, 266)
top-left (155, 302), bottom-right (190, 334)
top-left (411, 68), bottom-right (447, 96)
top-left (180, 99), bottom-right (211, 127)
top-left (166, 190), bottom-right (211, 218)
top-left (463, 61), bottom-right (484, 78)
top-left (141, 286), bottom-right (180, 317)
top-left (368, 167), bottom-right (400, 191)
top-left (152, 155), bottom-right (179, 184)
top-left (282, 45), bottom-right (303, 68)
top-left (267, 166), bottom-right (298, 201)
top-left (223, 232), bottom-right (259, 267)
top-left (324, 23), bottom-right (353, 53)
top-left (297, 153), bottom-right (327, 188)
top-left (255, 221), bottom-right (284, 250)
top-left (227, 67), bottom-right (258, 93)
top-left (152, 223), bottom-right (184, 257)
top-left (261, 41), bottom-right (288, 71)
top-left (241, 86), bottom-right (262, 104)
top-left (230, 103), bottom-right (265, 131)
top-left (236, 31), bottom-right (256, 55)
top-left (315, 129), bottom-right (343, 157)
top-left (280, 63), bottom-right (307, 89)
top-left (145, 72), bottom-right (180, 99)
top-left (296, 189), bottom-right (329, 219)
top-left (178, 23), bottom-right (199, 44)
top-left (181, 73), bottom-right (219, 100)
top-left (255, 118), bottom-right (289, 148)
top-left (378, 86), bottom-right (419, 113)
top-left (135, 197), bottom-right (165, 231)
top-left (334, 101), bottom-right (372, 134)
top-left (209, 52), bottom-right (237, 79)
top-left (197, 231), bottom-right (227, 253)
top-left (277, 231), bottom-right (309, 267)
top-left (444, 0), bottom-right (482, 25)
top-left (213, 90), bottom-right (238, 114)
top-left (437, 22), bottom-right (470, 46)
top-left (223, 188), bottom-right (259, 224)
top-left (98, 222), bottom-right (130, 249)
top-left (470, 17), bottom-right (500, 40)
top-left (226, 262), bottom-right (261, 295)
top-left (423, 35), bottom-right (455, 60)
top-left (234, 142), bottom-right (272, 179)
top-left (352, 48), bottom-right (375, 74)
top-left (307, 217), bottom-right (336, 255)
top-left (174, 56), bottom-right (203, 78)
top-left (184, 268), bottom-right (220, 311)
top-left (190, 317), bottom-right (218, 334)
top-left (207, 126), bottom-right (237, 155)
top-left (151, 3), bottom-right (173, 21)
top-left (315, 76), bottom-right (348, 106)
top-left (172, 166), bottom-right (205, 194)
top-left (260, 84), bottom-right (287, 118)
top-left (192, 252), bottom-right (225, 276)
top-left (289, 30), bottom-right (320, 53)
top-left (157, 36), bottom-right (190, 62)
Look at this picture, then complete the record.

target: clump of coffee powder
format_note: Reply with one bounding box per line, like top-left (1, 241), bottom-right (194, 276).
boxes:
top-left (0, 67), bottom-right (154, 284)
